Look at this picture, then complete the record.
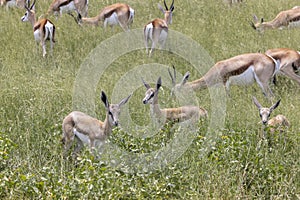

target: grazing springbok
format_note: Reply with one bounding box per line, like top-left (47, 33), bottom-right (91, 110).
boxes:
top-left (69, 3), bottom-right (134, 31)
top-left (265, 48), bottom-right (300, 85)
top-left (142, 77), bottom-right (207, 124)
top-left (171, 53), bottom-right (280, 98)
top-left (251, 6), bottom-right (300, 32)
top-left (47, 0), bottom-right (88, 18)
top-left (253, 96), bottom-right (289, 139)
top-left (62, 91), bottom-right (132, 157)
top-left (144, 0), bottom-right (174, 56)
top-left (21, 0), bottom-right (55, 57)
top-left (1, 0), bottom-right (25, 9)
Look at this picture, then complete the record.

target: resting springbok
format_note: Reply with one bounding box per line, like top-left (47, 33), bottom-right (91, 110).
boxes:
top-left (21, 0), bottom-right (56, 57)
top-left (265, 48), bottom-right (300, 86)
top-left (47, 0), bottom-right (88, 18)
top-left (142, 76), bottom-right (207, 124)
top-left (62, 91), bottom-right (132, 157)
top-left (251, 6), bottom-right (300, 32)
top-left (69, 3), bottom-right (134, 31)
top-left (171, 53), bottom-right (279, 98)
top-left (1, 0), bottom-right (25, 9)
top-left (144, 0), bottom-right (174, 56)
top-left (253, 96), bottom-right (289, 139)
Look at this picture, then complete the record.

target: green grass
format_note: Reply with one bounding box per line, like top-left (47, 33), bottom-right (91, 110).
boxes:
top-left (1, 0), bottom-right (300, 199)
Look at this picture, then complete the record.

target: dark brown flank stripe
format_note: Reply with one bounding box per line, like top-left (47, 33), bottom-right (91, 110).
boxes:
top-left (223, 63), bottom-right (252, 83)
top-left (58, 0), bottom-right (73, 7)
top-left (290, 15), bottom-right (300, 22)
top-left (103, 9), bottom-right (116, 19)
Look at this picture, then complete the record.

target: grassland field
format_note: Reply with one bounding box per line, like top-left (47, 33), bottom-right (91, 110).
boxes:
top-left (0, 0), bottom-right (300, 199)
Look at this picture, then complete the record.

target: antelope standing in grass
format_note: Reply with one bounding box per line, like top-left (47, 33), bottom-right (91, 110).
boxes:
top-left (171, 53), bottom-right (280, 98)
top-left (144, 0), bottom-right (174, 56)
top-left (142, 76), bottom-right (207, 124)
top-left (47, 0), bottom-right (88, 18)
top-left (265, 48), bottom-right (300, 85)
top-left (62, 91), bottom-right (132, 157)
top-left (70, 3), bottom-right (134, 31)
top-left (1, 0), bottom-right (25, 9)
top-left (251, 6), bottom-right (300, 32)
top-left (21, 0), bottom-right (56, 57)
top-left (253, 96), bottom-right (289, 140)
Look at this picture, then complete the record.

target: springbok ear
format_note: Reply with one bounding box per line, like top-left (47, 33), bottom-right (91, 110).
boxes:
top-left (270, 99), bottom-right (281, 112)
top-left (261, 18), bottom-right (264, 23)
top-left (156, 77), bottom-right (162, 90)
top-left (158, 3), bottom-right (165, 14)
top-left (118, 93), bottom-right (132, 107)
top-left (168, 65), bottom-right (176, 87)
top-left (101, 91), bottom-right (110, 109)
top-left (181, 72), bottom-right (190, 86)
top-left (253, 15), bottom-right (258, 23)
top-left (252, 96), bottom-right (262, 109)
top-left (141, 78), bottom-right (151, 90)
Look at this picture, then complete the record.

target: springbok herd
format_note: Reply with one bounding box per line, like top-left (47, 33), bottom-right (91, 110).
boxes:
top-left (2, 0), bottom-right (300, 157)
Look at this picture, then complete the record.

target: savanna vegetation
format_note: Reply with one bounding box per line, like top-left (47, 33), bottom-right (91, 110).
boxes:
top-left (0, 0), bottom-right (299, 199)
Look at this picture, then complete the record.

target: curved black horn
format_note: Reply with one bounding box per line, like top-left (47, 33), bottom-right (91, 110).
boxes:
top-left (30, 0), bottom-right (36, 10)
top-left (170, 0), bottom-right (174, 11)
top-left (163, 0), bottom-right (168, 10)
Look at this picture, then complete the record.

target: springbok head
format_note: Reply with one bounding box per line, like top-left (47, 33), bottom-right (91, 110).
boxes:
top-left (253, 96), bottom-right (281, 125)
top-left (21, 0), bottom-right (35, 22)
top-left (142, 77), bottom-right (162, 104)
top-left (168, 65), bottom-right (190, 96)
top-left (101, 91), bottom-right (132, 126)
top-left (158, 0), bottom-right (174, 24)
top-left (250, 15), bottom-right (264, 32)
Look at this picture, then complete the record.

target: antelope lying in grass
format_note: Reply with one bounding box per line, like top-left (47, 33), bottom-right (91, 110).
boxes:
top-left (1, 0), bottom-right (25, 9)
top-left (144, 0), bottom-right (174, 56)
top-left (62, 91), bottom-right (131, 157)
top-left (251, 6), bottom-right (300, 32)
top-left (253, 96), bottom-right (289, 139)
top-left (142, 76), bottom-right (207, 124)
top-left (265, 48), bottom-right (300, 85)
top-left (47, 0), bottom-right (88, 18)
top-left (171, 53), bottom-right (279, 98)
top-left (69, 3), bottom-right (134, 31)
top-left (21, 0), bottom-right (56, 57)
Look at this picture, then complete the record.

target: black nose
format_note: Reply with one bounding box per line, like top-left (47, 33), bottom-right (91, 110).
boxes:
top-left (143, 100), bottom-right (147, 104)
top-left (114, 121), bottom-right (118, 126)
top-left (262, 120), bottom-right (267, 125)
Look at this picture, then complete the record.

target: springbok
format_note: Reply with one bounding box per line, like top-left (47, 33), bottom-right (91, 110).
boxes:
top-left (62, 91), bottom-right (132, 157)
top-left (69, 3), bottom-right (134, 31)
top-left (265, 48), bottom-right (300, 85)
top-left (251, 6), bottom-right (300, 32)
top-left (142, 76), bottom-right (207, 124)
top-left (144, 0), bottom-right (174, 56)
top-left (171, 53), bottom-right (280, 98)
top-left (47, 0), bottom-right (88, 18)
top-left (21, 0), bottom-right (55, 57)
top-left (253, 96), bottom-right (289, 139)
top-left (1, 0), bottom-right (25, 9)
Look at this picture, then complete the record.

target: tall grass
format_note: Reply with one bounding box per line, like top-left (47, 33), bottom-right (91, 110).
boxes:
top-left (0, 0), bottom-right (300, 199)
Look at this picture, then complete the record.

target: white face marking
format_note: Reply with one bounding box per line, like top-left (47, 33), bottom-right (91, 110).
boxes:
top-left (21, 11), bottom-right (29, 22)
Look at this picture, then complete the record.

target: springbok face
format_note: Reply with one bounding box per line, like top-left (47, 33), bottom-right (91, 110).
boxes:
top-left (251, 15), bottom-right (264, 32)
top-left (142, 77), bottom-right (162, 104)
top-left (168, 65), bottom-right (190, 96)
top-left (21, 0), bottom-right (35, 22)
top-left (253, 96), bottom-right (281, 125)
top-left (158, 0), bottom-right (174, 24)
top-left (101, 91), bottom-right (131, 126)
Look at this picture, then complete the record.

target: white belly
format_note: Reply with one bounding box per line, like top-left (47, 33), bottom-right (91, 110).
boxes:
top-left (60, 1), bottom-right (76, 14)
top-left (288, 20), bottom-right (300, 28)
top-left (104, 12), bottom-right (119, 26)
top-left (227, 66), bottom-right (255, 86)
top-left (33, 29), bottom-right (41, 42)
top-left (74, 129), bottom-right (105, 147)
